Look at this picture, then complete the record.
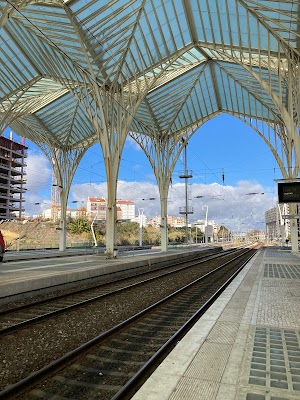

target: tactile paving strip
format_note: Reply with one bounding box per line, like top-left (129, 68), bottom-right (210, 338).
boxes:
top-left (248, 327), bottom-right (300, 392)
top-left (245, 393), bottom-right (291, 400)
top-left (264, 264), bottom-right (300, 279)
top-left (265, 252), bottom-right (299, 259)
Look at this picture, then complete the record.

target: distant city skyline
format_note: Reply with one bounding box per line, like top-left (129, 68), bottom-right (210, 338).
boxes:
top-left (4, 113), bottom-right (280, 232)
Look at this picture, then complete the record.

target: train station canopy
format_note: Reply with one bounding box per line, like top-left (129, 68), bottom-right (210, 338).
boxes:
top-left (0, 0), bottom-right (299, 149)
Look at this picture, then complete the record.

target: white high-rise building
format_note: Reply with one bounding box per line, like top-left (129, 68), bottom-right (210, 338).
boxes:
top-left (116, 200), bottom-right (135, 220)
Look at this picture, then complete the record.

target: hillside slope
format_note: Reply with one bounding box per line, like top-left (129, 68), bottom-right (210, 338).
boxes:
top-left (0, 220), bottom-right (90, 250)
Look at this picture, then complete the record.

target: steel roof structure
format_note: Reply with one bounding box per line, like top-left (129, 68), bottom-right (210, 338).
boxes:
top-left (1, 1), bottom-right (300, 255)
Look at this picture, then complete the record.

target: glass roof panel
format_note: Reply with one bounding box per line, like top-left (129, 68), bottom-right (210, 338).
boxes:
top-left (70, 0), bottom-right (192, 80)
top-left (214, 63), bottom-right (279, 122)
top-left (32, 92), bottom-right (97, 146)
top-left (217, 61), bottom-right (287, 110)
top-left (0, 0), bottom-right (298, 148)
top-left (176, 72), bottom-right (219, 130)
top-left (243, 0), bottom-right (298, 47)
top-left (139, 63), bottom-right (221, 134)
top-left (145, 63), bottom-right (208, 131)
top-left (7, 19), bottom-right (87, 84)
top-left (12, 4), bottom-right (93, 71)
top-left (0, 30), bottom-right (37, 98)
top-left (192, 0), bottom-right (280, 52)
top-left (1, 79), bottom-right (69, 116)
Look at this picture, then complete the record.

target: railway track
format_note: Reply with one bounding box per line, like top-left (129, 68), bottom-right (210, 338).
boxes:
top-left (0, 248), bottom-right (240, 336)
top-left (0, 247), bottom-right (257, 400)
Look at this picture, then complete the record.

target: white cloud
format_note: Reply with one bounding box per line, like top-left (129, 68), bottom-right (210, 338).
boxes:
top-left (125, 136), bottom-right (144, 151)
top-left (70, 179), bottom-right (276, 231)
top-left (24, 153), bottom-right (52, 215)
top-left (71, 182), bottom-right (108, 203)
top-left (26, 152), bottom-right (51, 191)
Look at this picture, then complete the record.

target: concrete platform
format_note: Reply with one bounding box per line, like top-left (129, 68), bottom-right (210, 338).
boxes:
top-left (0, 245), bottom-right (219, 304)
top-left (132, 247), bottom-right (300, 400)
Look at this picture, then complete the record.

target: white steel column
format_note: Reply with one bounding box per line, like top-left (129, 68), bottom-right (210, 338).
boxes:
top-left (104, 159), bottom-right (119, 258)
top-left (49, 148), bottom-right (87, 252)
top-left (58, 187), bottom-right (68, 251)
top-left (240, 113), bottom-right (299, 251)
top-left (159, 185), bottom-right (169, 252)
top-left (277, 204), bottom-right (286, 247)
top-left (202, 205), bottom-right (208, 244)
top-left (129, 132), bottom-right (193, 253)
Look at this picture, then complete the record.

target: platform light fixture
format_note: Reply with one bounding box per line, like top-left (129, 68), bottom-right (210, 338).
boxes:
top-left (138, 208), bottom-right (144, 247)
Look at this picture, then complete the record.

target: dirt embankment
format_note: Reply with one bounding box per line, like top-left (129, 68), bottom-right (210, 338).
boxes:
top-left (0, 220), bottom-right (88, 250)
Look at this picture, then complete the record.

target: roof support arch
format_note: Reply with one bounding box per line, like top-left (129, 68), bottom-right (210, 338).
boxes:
top-left (210, 48), bottom-right (300, 170)
top-left (235, 115), bottom-right (299, 179)
top-left (130, 128), bottom-right (196, 251)
top-left (11, 117), bottom-right (89, 251)
top-left (235, 114), bottom-right (299, 252)
top-left (49, 147), bottom-right (87, 251)
top-left (55, 5), bottom-right (191, 257)
top-left (249, 64), bottom-right (300, 168)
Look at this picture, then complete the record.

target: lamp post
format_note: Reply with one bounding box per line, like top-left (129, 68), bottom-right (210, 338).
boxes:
top-left (202, 205), bottom-right (208, 244)
top-left (91, 214), bottom-right (98, 247)
top-left (138, 208), bottom-right (144, 246)
top-left (91, 202), bottom-right (101, 247)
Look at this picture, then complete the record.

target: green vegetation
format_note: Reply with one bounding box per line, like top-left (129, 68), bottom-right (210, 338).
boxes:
top-left (68, 218), bottom-right (91, 234)
top-left (67, 219), bottom-right (205, 246)
top-left (116, 222), bottom-right (161, 246)
top-left (2, 219), bottom-right (226, 250)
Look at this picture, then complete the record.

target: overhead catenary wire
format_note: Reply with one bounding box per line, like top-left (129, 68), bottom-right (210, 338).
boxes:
top-left (184, 143), bottom-right (271, 223)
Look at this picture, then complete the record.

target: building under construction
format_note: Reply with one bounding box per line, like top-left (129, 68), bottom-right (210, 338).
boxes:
top-left (0, 135), bottom-right (27, 220)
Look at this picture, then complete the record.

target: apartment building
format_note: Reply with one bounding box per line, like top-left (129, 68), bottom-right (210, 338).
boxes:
top-left (0, 135), bottom-right (27, 220)
top-left (42, 206), bottom-right (85, 220)
top-left (86, 197), bottom-right (134, 221)
top-left (117, 199), bottom-right (135, 220)
top-left (149, 215), bottom-right (186, 228)
top-left (87, 197), bottom-right (107, 221)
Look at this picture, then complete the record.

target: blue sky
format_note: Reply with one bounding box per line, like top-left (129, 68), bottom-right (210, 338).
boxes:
top-left (5, 113), bottom-right (280, 232)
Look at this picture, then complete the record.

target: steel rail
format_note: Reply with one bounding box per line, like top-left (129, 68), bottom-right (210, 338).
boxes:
top-left (112, 250), bottom-right (257, 400)
top-left (0, 248), bottom-right (225, 317)
top-left (0, 248), bottom-right (239, 336)
top-left (0, 248), bottom-right (256, 400)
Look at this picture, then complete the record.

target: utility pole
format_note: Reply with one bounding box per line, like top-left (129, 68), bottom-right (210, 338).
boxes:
top-left (51, 171), bottom-right (60, 222)
top-left (179, 140), bottom-right (193, 244)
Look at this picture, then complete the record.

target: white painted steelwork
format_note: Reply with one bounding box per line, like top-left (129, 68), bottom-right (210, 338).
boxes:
top-left (0, 1), bottom-right (300, 255)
